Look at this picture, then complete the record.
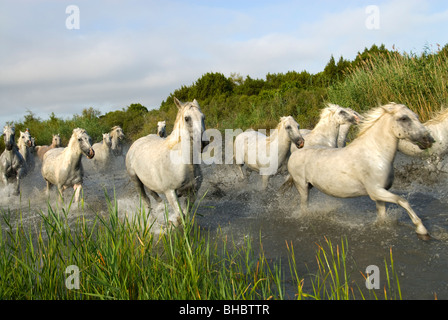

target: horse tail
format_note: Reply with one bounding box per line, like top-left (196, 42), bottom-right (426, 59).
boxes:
top-left (279, 174), bottom-right (294, 194)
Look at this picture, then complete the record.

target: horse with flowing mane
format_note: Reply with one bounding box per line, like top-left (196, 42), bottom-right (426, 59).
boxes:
top-left (17, 129), bottom-right (35, 172)
top-left (126, 98), bottom-right (208, 226)
top-left (291, 104), bottom-right (360, 152)
top-left (0, 125), bottom-right (26, 195)
top-left (234, 116), bottom-right (304, 189)
top-left (91, 133), bottom-right (112, 170)
top-left (110, 126), bottom-right (125, 156)
top-left (41, 128), bottom-right (95, 203)
top-left (284, 103), bottom-right (434, 239)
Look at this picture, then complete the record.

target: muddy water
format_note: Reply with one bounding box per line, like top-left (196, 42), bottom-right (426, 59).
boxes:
top-left (1, 150), bottom-right (448, 299)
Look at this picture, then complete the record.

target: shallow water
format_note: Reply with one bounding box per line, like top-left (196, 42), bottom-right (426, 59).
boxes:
top-left (1, 151), bottom-right (448, 299)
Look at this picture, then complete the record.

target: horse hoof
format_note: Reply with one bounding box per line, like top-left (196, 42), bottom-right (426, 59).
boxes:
top-left (417, 233), bottom-right (431, 241)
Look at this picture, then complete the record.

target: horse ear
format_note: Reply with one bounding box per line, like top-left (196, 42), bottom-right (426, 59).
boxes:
top-left (192, 99), bottom-right (200, 107)
top-left (174, 97), bottom-right (182, 109)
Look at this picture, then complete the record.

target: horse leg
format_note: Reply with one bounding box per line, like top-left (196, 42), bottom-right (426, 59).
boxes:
top-left (293, 178), bottom-right (309, 215)
top-left (73, 183), bottom-right (82, 203)
top-left (368, 188), bottom-right (429, 237)
top-left (237, 164), bottom-right (247, 180)
top-left (130, 175), bottom-right (152, 209)
top-left (375, 201), bottom-right (387, 220)
top-left (261, 174), bottom-right (270, 190)
top-left (165, 190), bottom-right (182, 227)
top-left (14, 176), bottom-right (20, 196)
top-left (148, 190), bottom-right (163, 203)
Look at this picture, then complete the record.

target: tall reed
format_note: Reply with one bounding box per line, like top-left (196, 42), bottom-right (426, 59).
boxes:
top-left (0, 191), bottom-right (402, 300)
top-left (328, 47), bottom-right (448, 122)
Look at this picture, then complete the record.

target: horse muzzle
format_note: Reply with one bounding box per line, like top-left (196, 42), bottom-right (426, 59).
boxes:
top-left (295, 137), bottom-right (305, 149)
top-left (86, 148), bottom-right (95, 159)
top-left (416, 134), bottom-right (435, 150)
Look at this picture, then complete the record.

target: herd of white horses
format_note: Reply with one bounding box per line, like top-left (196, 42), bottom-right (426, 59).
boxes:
top-left (2, 97), bottom-right (448, 239)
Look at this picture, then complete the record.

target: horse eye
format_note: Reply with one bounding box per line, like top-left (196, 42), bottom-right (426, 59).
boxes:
top-left (286, 125), bottom-right (291, 130)
top-left (399, 116), bottom-right (410, 122)
top-left (185, 116), bottom-right (191, 122)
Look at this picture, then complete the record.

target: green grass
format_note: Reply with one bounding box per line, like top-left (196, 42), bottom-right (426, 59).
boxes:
top-left (0, 191), bottom-right (402, 300)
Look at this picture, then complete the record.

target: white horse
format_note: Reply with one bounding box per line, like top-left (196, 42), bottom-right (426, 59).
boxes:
top-left (36, 134), bottom-right (61, 161)
top-left (291, 104), bottom-right (360, 152)
top-left (126, 98), bottom-right (208, 226)
top-left (41, 128), bottom-right (95, 203)
top-left (398, 107), bottom-right (448, 160)
top-left (157, 121), bottom-right (167, 138)
top-left (0, 125), bottom-right (26, 195)
top-left (110, 126), bottom-right (125, 156)
top-left (285, 103), bottom-right (434, 238)
top-left (17, 129), bottom-right (35, 172)
top-left (234, 116), bottom-right (305, 189)
top-left (91, 133), bottom-right (112, 170)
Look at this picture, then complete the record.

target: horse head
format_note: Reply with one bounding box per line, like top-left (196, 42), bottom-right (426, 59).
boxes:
top-left (386, 103), bottom-right (435, 150)
top-left (3, 125), bottom-right (15, 151)
top-left (157, 121), bottom-right (167, 138)
top-left (174, 97), bottom-right (208, 151)
top-left (73, 128), bottom-right (95, 159)
top-left (19, 130), bottom-right (32, 148)
top-left (52, 134), bottom-right (62, 147)
top-left (280, 116), bottom-right (305, 149)
top-left (111, 126), bottom-right (125, 156)
top-left (329, 104), bottom-right (360, 126)
top-left (103, 133), bottom-right (112, 148)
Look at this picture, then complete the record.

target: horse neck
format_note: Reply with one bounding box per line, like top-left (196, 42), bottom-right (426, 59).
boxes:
top-left (17, 139), bottom-right (29, 158)
top-left (166, 123), bottom-right (199, 168)
top-left (354, 116), bottom-right (398, 162)
top-left (64, 136), bottom-right (83, 164)
top-left (312, 117), bottom-right (341, 146)
top-left (269, 127), bottom-right (291, 161)
top-left (337, 123), bottom-right (351, 147)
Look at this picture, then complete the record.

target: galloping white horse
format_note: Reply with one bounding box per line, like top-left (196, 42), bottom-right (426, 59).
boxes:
top-left (398, 107), bottom-right (448, 160)
top-left (157, 121), bottom-right (167, 138)
top-left (17, 129), bottom-right (35, 172)
top-left (91, 133), bottom-right (112, 170)
top-left (285, 103), bottom-right (434, 238)
top-left (110, 126), bottom-right (125, 156)
top-left (234, 116), bottom-right (305, 189)
top-left (291, 104), bottom-right (360, 152)
top-left (126, 98), bottom-right (208, 226)
top-left (0, 125), bottom-right (26, 195)
top-left (36, 134), bottom-right (61, 161)
top-left (41, 128), bottom-right (95, 203)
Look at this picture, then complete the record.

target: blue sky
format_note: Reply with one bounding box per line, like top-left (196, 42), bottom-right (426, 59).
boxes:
top-left (1, 0), bottom-right (448, 128)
